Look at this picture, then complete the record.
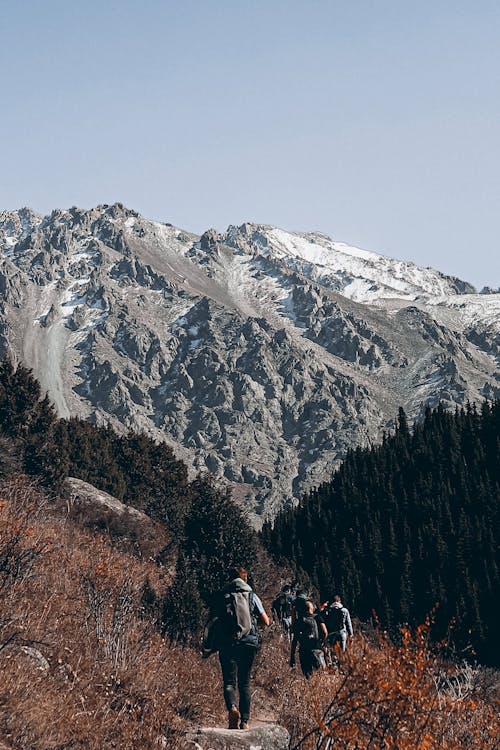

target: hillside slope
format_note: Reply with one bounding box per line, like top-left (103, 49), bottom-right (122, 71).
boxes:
top-left (1, 474), bottom-right (498, 750)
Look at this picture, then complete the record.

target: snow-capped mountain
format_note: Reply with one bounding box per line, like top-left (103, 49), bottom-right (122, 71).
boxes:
top-left (0, 203), bottom-right (498, 519)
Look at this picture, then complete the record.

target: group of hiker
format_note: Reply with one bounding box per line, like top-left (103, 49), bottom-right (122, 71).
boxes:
top-left (272, 584), bottom-right (353, 677)
top-left (203, 566), bottom-right (353, 731)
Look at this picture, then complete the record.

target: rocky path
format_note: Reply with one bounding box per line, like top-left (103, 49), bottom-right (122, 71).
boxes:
top-left (183, 724), bottom-right (290, 749)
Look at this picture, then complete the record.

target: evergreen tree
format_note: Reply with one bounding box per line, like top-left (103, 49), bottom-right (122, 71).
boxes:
top-left (162, 551), bottom-right (205, 643)
top-left (183, 476), bottom-right (259, 605)
top-left (263, 401), bottom-right (500, 665)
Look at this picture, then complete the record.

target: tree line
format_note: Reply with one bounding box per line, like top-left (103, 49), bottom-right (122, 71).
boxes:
top-left (262, 402), bottom-right (500, 665)
top-left (0, 358), bottom-right (258, 639)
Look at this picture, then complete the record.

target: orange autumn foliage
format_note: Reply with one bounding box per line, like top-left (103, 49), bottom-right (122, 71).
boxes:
top-left (261, 619), bottom-right (500, 749)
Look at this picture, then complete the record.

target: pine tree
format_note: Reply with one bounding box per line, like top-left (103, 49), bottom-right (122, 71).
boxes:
top-left (183, 476), bottom-right (258, 605)
top-left (162, 551), bottom-right (205, 643)
top-left (262, 401), bottom-right (500, 665)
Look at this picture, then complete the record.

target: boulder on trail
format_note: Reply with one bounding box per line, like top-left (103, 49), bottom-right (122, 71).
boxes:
top-left (182, 724), bottom-right (290, 749)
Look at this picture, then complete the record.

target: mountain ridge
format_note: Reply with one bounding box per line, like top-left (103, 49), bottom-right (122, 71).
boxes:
top-left (1, 203), bottom-right (498, 518)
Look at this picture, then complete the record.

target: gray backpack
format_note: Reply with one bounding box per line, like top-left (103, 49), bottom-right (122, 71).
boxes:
top-left (223, 591), bottom-right (251, 637)
top-left (222, 591), bottom-right (259, 648)
top-left (325, 605), bottom-right (347, 633)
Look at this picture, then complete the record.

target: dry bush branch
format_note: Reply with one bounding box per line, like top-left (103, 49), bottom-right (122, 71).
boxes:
top-left (277, 626), bottom-right (500, 750)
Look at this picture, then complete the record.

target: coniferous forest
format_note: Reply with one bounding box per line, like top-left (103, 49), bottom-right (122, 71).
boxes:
top-left (262, 403), bottom-right (500, 665)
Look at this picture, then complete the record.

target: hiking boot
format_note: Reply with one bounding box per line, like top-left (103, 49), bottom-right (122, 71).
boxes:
top-left (239, 721), bottom-right (249, 730)
top-left (228, 705), bottom-right (240, 729)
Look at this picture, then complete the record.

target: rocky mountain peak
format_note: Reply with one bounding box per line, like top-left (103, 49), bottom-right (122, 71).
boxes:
top-left (0, 204), bottom-right (498, 520)
top-left (0, 207), bottom-right (42, 247)
top-left (222, 223), bottom-right (478, 302)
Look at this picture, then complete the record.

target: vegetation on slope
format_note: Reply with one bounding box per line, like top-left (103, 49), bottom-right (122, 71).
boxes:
top-left (0, 358), bottom-right (499, 747)
top-left (1, 475), bottom-right (498, 749)
top-left (263, 402), bottom-right (500, 665)
top-left (0, 474), bottom-right (225, 748)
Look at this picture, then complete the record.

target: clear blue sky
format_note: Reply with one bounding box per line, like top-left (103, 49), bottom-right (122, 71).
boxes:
top-left (1, 1), bottom-right (499, 289)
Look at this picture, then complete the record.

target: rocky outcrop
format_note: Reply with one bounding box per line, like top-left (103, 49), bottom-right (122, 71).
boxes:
top-left (65, 476), bottom-right (147, 519)
top-left (1, 204), bottom-right (499, 519)
top-left (63, 476), bottom-right (171, 558)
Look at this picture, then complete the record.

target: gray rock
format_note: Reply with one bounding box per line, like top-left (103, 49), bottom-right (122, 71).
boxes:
top-left (20, 646), bottom-right (50, 672)
top-left (65, 476), bottom-right (146, 519)
top-left (183, 725), bottom-right (290, 750)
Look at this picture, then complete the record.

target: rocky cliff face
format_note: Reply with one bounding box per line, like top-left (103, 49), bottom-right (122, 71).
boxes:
top-left (0, 203), bottom-right (498, 520)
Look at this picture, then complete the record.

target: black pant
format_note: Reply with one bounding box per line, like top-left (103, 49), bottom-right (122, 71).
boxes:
top-left (218, 644), bottom-right (257, 722)
top-left (299, 647), bottom-right (325, 678)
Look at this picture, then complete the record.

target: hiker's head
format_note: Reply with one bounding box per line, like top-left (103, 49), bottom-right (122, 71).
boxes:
top-left (282, 584), bottom-right (292, 593)
top-left (305, 599), bottom-right (315, 614)
top-left (333, 594), bottom-right (342, 604)
top-left (227, 565), bottom-right (248, 582)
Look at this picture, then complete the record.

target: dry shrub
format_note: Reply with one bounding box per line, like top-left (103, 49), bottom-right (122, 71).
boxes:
top-left (251, 624), bottom-right (296, 718)
top-left (0, 475), bottom-right (225, 749)
top-left (272, 624), bottom-right (500, 750)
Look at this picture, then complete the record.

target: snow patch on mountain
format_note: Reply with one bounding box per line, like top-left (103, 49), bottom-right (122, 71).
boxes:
top-left (223, 224), bottom-right (476, 303)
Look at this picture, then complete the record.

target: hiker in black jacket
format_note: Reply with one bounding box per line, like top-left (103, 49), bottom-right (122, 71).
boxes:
top-left (271, 584), bottom-right (293, 639)
top-left (290, 599), bottom-right (327, 678)
top-left (216, 566), bottom-right (269, 730)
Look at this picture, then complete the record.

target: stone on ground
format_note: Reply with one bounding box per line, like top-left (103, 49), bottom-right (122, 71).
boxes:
top-left (182, 724), bottom-right (290, 749)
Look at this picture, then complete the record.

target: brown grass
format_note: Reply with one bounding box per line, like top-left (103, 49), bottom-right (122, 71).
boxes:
top-left (1, 474), bottom-right (499, 750)
top-left (0, 475), bottom-right (226, 749)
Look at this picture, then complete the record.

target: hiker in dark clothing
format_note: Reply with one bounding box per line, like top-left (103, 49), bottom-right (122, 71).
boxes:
top-left (291, 588), bottom-right (309, 624)
top-left (322, 594), bottom-right (353, 665)
top-left (216, 566), bottom-right (269, 730)
top-left (271, 584), bottom-right (293, 639)
top-left (290, 599), bottom-right (327, 678)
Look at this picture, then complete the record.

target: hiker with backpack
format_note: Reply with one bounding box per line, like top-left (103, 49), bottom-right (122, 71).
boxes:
top-left (212, 566), bottom-right (269, 730)
top-left (322, 594), bottom-right (353, 664)
top-left (271, 584), bottom-right (293, 639)
top-left (289, 598), bottom-right (328, 678)
top-left (291, 588), bottom-right (310, 624)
